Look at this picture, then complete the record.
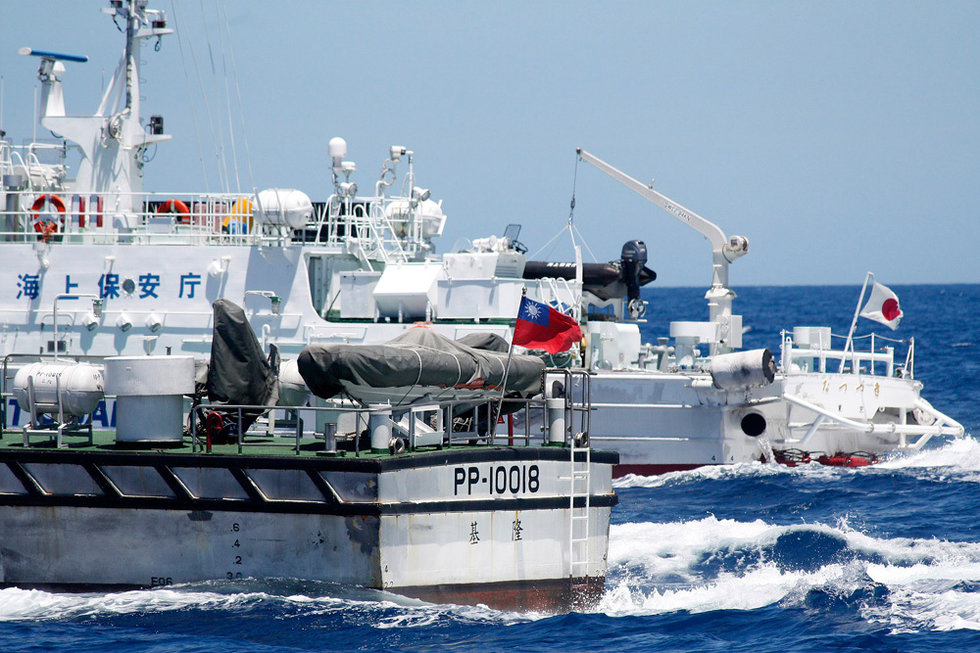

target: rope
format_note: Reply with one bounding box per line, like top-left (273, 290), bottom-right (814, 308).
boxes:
top-left (194, 0), bottom-right (229, 193)
top-left (412, 348), bottom-right (425, 387)
top-left (218, 1), bottom-right (254, 191)
top-left (528, 153), bottom-right (598, 263)
top-left (832, 331), bottom-right (907, 344)
top-left (389, 344), bottom-right (467, 407)
top-left (568, 156), bottom-right (578, 227)
top-left (411, 343), bottom-right (465, 386)
top-left (215, 7), bottom-right (242, 192)
top-left (169, 0), bottom-right (212, 193)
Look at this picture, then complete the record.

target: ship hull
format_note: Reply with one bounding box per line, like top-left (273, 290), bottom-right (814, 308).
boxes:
top-left (0, 446), bottom-right (616, 612)
top-left (583, 370), bottom-right (958, 477)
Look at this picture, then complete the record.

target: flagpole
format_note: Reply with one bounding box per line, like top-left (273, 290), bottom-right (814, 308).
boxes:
top-left (839, 271), bottom-right (872, 373)
top-left (490, 287), bottom-right (525, 443)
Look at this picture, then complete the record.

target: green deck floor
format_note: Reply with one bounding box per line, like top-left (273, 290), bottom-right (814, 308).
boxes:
top-left (0, 427), bottom-right (538, 459)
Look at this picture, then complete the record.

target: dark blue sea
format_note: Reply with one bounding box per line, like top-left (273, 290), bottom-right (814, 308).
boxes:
top-left (2, 284), bottom-right (977, 651)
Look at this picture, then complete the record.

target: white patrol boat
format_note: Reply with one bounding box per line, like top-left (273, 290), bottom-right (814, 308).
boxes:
top-left (0, 0), bottom-right (619, 611)
top-left (566, 149), bottom-right (964, 475)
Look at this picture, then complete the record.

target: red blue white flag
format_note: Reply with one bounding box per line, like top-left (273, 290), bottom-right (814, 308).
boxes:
top-left (512, 296), bottom-right (583, 354)
top-left (859, 281), bottom-right (903, 330)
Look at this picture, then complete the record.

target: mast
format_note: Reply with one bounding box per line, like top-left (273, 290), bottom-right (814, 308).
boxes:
top-left (23, 0), bottom-right (172, 220)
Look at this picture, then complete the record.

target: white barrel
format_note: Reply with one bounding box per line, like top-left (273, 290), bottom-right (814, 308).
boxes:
top-left (546, 398), bottom-right (566, 444)
top-left (252, 188), bottom-right (313, 230)
top-left (369, 408), bottom-right (392, 452)
top-left (710, 348), bottom-right (776, 391)
top-left (105, 356), bottom-right (195, 443)
top-left (12, 362), bottom-right (104, 417)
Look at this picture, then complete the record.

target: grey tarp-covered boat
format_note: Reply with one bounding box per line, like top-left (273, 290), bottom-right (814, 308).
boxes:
top-left (297, 328), bottom-right (545, 403)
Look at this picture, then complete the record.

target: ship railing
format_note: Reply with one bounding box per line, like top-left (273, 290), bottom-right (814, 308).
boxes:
top-left (0, 141), bottom-right (68, 192)
top-left (279, 190), bottom-right (433, 262)
top-left (0, 189), bottom-right (269, 245)
top-left (188, 394), bottom-right (557, 456)
top-left (0, 376), bottom-right (587, 454)
top-left (0, 187), bottom-right (435, 261)
top-left (779, 330), bottom-right (908, 377)
top-left (527, 277), bottom-right (583, 322)
top-left (783, 392), bottom-right (964, 448)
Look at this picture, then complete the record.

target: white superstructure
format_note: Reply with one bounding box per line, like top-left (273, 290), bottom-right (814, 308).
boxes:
top-left (0, 1), bottom-right (579, 381)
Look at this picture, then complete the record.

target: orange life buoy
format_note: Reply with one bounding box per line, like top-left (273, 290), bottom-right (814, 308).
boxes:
top-left (157, 198), bottom-right (191, 224)
top-left (31, 193), bottom-right (67, 239)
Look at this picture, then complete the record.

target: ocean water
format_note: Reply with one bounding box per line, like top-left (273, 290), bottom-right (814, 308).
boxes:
top-left (1, 284), bottom-right (978, 652)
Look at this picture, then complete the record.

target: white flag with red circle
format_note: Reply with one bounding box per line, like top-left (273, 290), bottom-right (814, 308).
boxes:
top-left (859, 281), bottom-right (903, 330)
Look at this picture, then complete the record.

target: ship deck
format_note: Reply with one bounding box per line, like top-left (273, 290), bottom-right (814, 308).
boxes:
top-left (0, 427), bottom-right (620, 467)
top-left (0, 426), bottom-right (559, 460)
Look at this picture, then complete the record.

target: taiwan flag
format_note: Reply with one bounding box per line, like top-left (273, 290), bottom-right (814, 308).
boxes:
top-left (512, 296), bottom-right (583, 354)
top-left (859, 281), bottom-right (903, 330)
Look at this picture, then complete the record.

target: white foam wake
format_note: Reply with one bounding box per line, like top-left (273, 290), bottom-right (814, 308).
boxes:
top-left (878, 436), bottom-right (980, 473)
top-left (0, 587), bottom-right (276, 621)
top-left (600, 562), bottom-right (852, 616)
top-left (613, 436), bottom-right (980, 489)
top-left (0, 583), bottom-right (538, 626)
top-left (603, 516), bottom-right (980, 633)
top-left (613, 459), bottom-right (845, 489)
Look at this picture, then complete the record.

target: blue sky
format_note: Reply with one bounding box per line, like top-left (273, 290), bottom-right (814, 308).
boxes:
top-left (2, 1), bottom-right (977, 286)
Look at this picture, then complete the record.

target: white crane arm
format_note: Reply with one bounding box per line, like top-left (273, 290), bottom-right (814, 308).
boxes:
top-left (575, 148), bottom-right (748, 291)
top-left (575, 147), bottom-right (751, 346)
top-left (576, 148), bottom-right (726, 251)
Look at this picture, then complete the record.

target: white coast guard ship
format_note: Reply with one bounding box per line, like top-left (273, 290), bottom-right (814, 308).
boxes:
top-left (566, 149), bottom-right (964, 475)
top-left (0, 0), bottom-right (618, 611)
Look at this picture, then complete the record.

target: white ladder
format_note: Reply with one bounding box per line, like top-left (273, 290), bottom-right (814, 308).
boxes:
top-left (568, 427), bottom-right (592, 580)
top-left (552, 369), bottom-right (592, 580)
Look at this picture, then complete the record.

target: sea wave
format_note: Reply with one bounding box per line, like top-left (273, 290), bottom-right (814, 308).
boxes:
top-left (0, 582), bottom-right (536, 627)
top-left (878, 436), bottom-right (980, 473)
top-left (602, 516), bottom-right (980, 633)
top-left (614, 459), bottom-right (841, 489)
top-left (0, 586), bottom-right (365, 622)
top-left (613, 436), bottom-right (980, 490)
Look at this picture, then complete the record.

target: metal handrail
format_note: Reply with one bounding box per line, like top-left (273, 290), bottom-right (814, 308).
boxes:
top-left (0, 187), bottom-right (437, 259)
top-left (188, 392), bottom-right (562, 456)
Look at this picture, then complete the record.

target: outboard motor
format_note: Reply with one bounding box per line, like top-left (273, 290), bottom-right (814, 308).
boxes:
top-left (621, 240), bottom-right (647, 303)
top-left (621, 240), bottom-right (650, 318)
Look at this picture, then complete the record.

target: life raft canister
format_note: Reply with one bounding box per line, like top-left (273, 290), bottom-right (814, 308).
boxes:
top-left (157, 198), bottom-right (191, 224)
top-left (31, 193), bottom-right (67, 239)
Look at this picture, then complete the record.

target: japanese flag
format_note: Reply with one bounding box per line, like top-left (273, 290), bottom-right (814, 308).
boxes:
top-left (859, 281), bottom-right (903, 330)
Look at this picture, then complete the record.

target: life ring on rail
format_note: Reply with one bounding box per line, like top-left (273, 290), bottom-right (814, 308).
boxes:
top-left (157, 198), bottom-right (191, 224)
top-left (221, 197), bottom-right (253, 234)
top-left (31, 193), bottom-right (67, 238)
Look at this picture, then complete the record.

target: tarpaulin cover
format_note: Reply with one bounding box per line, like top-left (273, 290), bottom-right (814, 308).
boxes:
top-left (297, 327), bottom-right (543, 400)
top-left (206, 299), bottom-right (279, 433)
